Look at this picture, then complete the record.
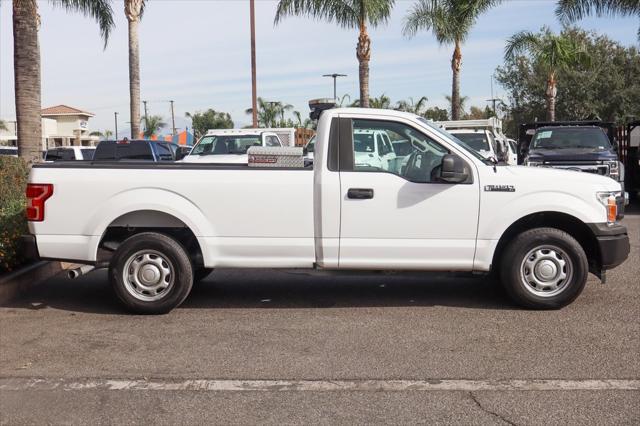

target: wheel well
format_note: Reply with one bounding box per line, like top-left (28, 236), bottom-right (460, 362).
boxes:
top-left (97, 210), bottom-right (204, 267)
top-left (491, 212), bottom-right (600, 274)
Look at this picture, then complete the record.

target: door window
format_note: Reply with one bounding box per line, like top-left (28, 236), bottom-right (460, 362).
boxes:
top-left (266, 135), bottom-right (281, 147)
top-left (352, 119), bottom-right (448, 183)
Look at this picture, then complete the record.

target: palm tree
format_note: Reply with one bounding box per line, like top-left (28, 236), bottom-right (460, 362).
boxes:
top-left (245, 97), bottom-right (281, 127)
top-left (395, 96), bottom-right (429, 114)
top-left (505, 28), bottom-right (590, 121)
top-left (141, 115), bottom-right (166, 138)
top-left (403, 0), bottom-right (501, 120)
top-left (12, 0), bottom-right (114, 163)
top-left (275, 0), bottom-right (395, 108)
top-left (349, 93), bottom-right (391, 108)
top-left (104, 130), bottom-right (114, 140)
top-left (125, 0), bottom-right (145, 139)
top-left (89, 131), bottom-right (104, 137)
top-left (445, 94), bottom-right (469, 119)
top-left (186, 110), bottom-right (234, 138)
top-left (556, 0), bottom-right (640, 40)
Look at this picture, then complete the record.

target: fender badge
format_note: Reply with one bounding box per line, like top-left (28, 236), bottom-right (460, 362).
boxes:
top-left (484, 185), bottom-right (515, 192)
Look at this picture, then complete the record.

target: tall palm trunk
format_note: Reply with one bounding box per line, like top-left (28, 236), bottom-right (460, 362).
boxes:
top-left (125, 0), bottom-right (142, 139)
top-left (13, 0), bottom-right (42, 164)
top-left (356, 20), bottom-right (371, 108)
top-left (450, 39), bottom-right (462, 120)
top-left (545, 71), bottom-right (557, 121)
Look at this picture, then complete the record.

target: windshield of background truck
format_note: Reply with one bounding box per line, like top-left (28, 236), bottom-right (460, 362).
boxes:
top-left (416, 118), bottom-right (488, 162)
top-left (451, 132), bottom-right (490, 152)
top-left (192, 135), bottom-right (262, 155)
top-left (531, 127), bottom-right (612, 150)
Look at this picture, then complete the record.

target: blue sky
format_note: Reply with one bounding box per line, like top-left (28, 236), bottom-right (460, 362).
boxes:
top-left (0, 0), bottom-right (638, 136)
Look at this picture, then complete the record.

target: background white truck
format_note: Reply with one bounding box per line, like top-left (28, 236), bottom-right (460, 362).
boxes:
top-left (181, 129), bottom-right (283, 164)
top-left (24, 104), bottom-right (629, 313)
top-left (436, 118), bottom-right (516, 165)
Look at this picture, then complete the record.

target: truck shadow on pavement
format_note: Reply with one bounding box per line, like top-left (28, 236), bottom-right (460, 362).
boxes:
top-left (3, 268), bottom-right (520, 314)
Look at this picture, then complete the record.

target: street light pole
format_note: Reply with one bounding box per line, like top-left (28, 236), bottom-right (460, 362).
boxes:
top-left (323, 73), bottom-right (347, 100)
top-left (250, 0), bottom-right (258, 128)
top-left (170, 100), bottom-right (176, 135)
top-left (114, 112), bottom-right (119, 140)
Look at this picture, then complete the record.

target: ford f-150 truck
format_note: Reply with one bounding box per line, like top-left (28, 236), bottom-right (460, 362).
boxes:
top-left (23, 103), bottom-right (629, 314)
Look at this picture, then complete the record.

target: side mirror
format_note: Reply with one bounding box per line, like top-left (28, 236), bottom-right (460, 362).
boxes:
top-left (174, 146), bottom-right (191, 161)
top-left (439, 154), bottom-right (469, 183)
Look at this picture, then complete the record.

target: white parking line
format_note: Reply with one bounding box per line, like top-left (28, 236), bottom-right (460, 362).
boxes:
top-left (1, 378), bottom-right (639, 392)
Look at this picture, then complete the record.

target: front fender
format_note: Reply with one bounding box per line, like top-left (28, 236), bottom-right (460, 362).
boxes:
top-left (478, 190), bottom-right (604, 240)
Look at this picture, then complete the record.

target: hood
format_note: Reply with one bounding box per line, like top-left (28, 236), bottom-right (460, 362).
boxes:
top-left (527, 147), bottom-right (616, 162)
top-left (502, 165), bottom-right (620, 190)
top-left (179, 154), bottom-right (248, 164)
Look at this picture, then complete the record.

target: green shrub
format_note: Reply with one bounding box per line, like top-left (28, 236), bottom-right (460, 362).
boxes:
top-left (0, 156), bottom-right (29, 273)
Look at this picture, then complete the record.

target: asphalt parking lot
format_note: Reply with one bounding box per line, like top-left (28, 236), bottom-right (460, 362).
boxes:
top-left (1, 206), bottom-right (638, 425)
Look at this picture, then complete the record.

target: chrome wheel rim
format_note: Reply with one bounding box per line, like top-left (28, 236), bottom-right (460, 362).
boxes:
top-left (520, 245), bottom-right (573, 297)
top-left (122, 250), bottom-right (174, 302)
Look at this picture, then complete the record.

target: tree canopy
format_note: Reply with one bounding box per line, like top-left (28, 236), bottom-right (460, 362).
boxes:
top-left (187, 109), bottom-right (234, 138)
top-left (496, 27), bottom-right (640, 134)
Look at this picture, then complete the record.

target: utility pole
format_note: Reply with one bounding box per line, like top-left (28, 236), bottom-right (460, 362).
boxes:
top-left (142, 100), bottom-right (148, 131)
top-left (322, 73), bottom-right (347, 100)
top-left (250, 0), bottom-right (258, 128)
top-left (170, 100), bottom-right (176, 135)
top-left (114, 112), bottom-right (119, 140)
top-left (486, 75), bottom-right (500, 117)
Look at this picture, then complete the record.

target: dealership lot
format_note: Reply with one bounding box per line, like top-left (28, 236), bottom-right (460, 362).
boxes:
top-left (1, 207), bottom-right (638, 424)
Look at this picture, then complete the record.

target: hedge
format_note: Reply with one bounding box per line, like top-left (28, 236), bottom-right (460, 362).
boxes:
top-left (0, 156), bottom-right (29, 273)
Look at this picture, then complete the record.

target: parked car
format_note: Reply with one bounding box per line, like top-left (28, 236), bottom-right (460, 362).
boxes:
top-left (23, 103), bottom-right (629, 314)
top-left (353, 129), bottom-right (397, 171)
top-left (0, 146), bottom-right (18, 157)
top-left (520, 123), bottom-right (626, 201)
top-left (505, 138), bottom-right (519, 165)
top-left (45, 146), bottom-right (95, 161)
top-left (181, 129), bottom-right (283, 164)
top-left (93, 139), bottom-right (177, 162)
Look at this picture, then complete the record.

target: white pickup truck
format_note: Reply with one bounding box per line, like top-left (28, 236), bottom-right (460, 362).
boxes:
top-left (181, 129), bottom-right (283, 164)
top-left (23, 104), bottom-right (629, 314)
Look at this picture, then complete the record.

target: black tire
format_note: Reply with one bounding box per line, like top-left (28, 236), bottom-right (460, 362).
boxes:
top-left (194, 267), bottom-right (214, 282)
top-left (109, 232), bottom-right (193, 314)
top-left (499, 227), bottom-right (588, 309)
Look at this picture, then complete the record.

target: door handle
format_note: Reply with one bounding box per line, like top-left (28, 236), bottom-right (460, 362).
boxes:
top-left (347, 188), bottom-right (374, 199)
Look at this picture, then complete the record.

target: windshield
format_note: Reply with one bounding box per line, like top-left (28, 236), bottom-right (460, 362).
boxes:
top-left (192, 135), bottom-right (262, 155)
top-left (416, 117), bottom-right (489, 162)
top-left (531, 127), bottom-right (612, 150)
top-left (451, 132), bottom-right (490, 152)
top-left (354, 133), bottom-right (375, 153)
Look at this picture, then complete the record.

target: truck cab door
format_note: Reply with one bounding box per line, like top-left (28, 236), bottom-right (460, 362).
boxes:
top-left (337, 116), bottom-right (480, 270)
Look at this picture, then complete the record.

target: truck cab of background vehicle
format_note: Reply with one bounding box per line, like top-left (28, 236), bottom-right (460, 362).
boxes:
top-left (181, 129), bottom-right (282, 164)
top-left (520, 123), bottom-right (626, 199)
top-left (435, 118), bottom-right (515, 165)
top-left (45, 146), bottom-right (96, 161)
top-left (24, 103), bottom-right (629, 314)
top-left (93, 139), bottom-right (178, 162)
top-left (353, 129), bottom-right (397, 170)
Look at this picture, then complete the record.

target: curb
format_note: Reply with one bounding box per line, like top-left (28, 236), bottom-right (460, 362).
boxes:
top-left (0, 261), bottom-right (62, 305)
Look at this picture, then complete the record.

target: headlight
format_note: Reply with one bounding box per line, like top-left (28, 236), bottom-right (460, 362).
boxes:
top-left (606, 161), bottom-right (620, 180)
top-left (596, 191), bottom-right (620, 224)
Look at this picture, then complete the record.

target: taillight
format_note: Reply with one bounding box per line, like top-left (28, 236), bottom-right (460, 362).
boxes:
top-left (26, 183), bottom-right (54, 222)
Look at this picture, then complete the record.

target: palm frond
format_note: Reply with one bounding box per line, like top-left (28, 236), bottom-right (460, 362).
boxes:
top-left (51, 0), bottom-right (115, 48)
top-left (275, 0), bottom-right (394, 28)
top-left (504, 30), bottom-right (541, 61)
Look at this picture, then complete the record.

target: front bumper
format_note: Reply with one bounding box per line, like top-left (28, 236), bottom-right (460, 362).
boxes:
top-left (20, 234), bottom-right (40, 262)
top-left (588, 223), bottom-right (630, 269)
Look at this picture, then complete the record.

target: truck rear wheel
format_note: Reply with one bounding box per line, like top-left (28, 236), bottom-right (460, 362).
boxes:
top-left (109, 232), bottom-right (193, 314)
top-left (499, 227), bottom-right (588, 309)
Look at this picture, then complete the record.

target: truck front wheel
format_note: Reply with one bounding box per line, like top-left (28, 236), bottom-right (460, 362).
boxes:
top-left (500, 227), bottom-right (588, 309)
top-left (109, 232), bottom-right (193, 314)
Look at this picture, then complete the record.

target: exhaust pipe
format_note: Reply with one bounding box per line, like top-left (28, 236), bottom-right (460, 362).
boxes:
top-left (68, 265), bottom-right (95, 279)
